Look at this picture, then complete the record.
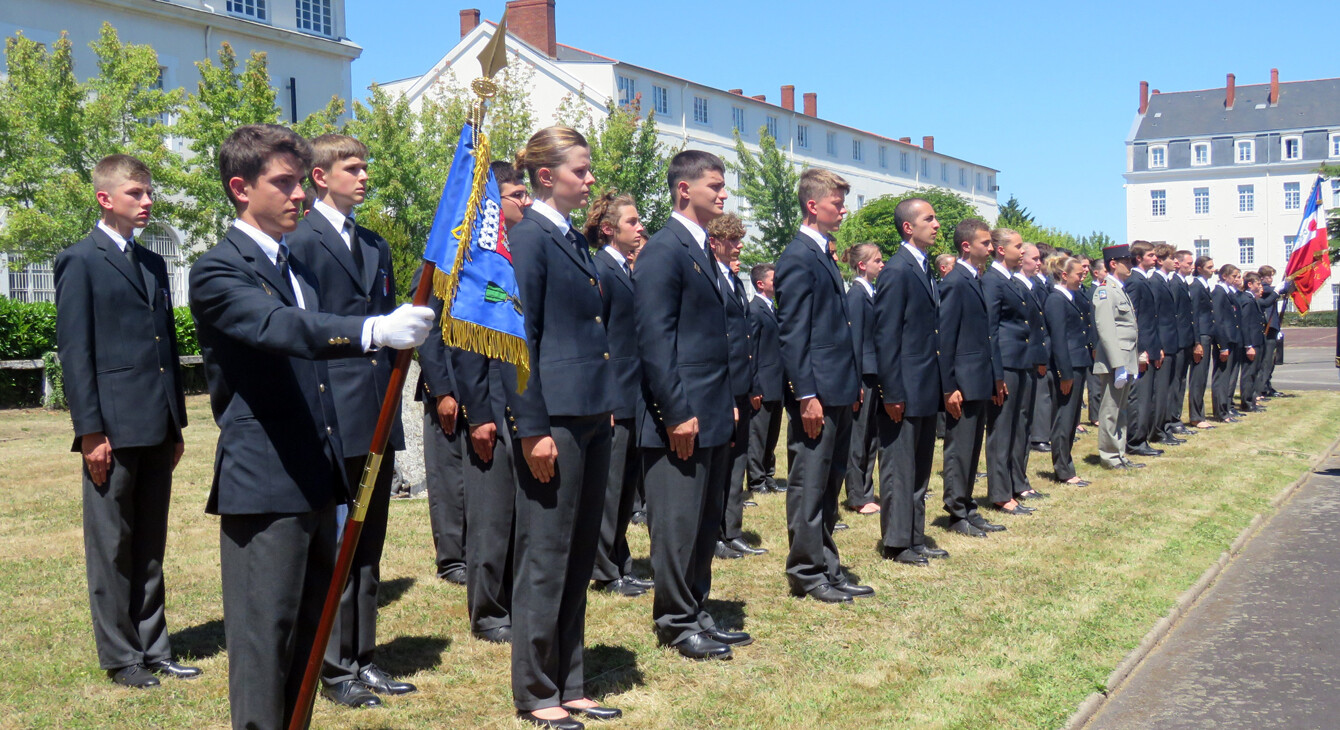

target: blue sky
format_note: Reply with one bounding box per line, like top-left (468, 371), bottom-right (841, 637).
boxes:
top-left (348, 0), bottom-right (1335, 242)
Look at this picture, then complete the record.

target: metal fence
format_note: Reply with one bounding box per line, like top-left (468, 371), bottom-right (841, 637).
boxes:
top-left (3, 225), bottom-right (188, 305)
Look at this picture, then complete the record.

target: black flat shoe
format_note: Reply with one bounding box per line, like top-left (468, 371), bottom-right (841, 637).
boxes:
top-left (948, 519), bottom-right (987, 538)
top-left (474, 625), bottom-right (513, 644)
top-left (146, 659), bottom-right (201, 680)
top-left (1119, 459), bottom-right (1146, 469)
top-left (992, 503), bottom-right (1033, 516)
top-left (725, 537), bottom-right (768, 556)
top-left (441, 566), bottom-right (467, 585)
top-left (714, 540), bottom-right (745, 559)
top-left (1129, 445), bottom-right (1163, 456)
top-left (358, 664), bottom-right (416, 695)
top-left (911, 544), bottom-right (949, 559)
top-left (797, 583), bottom-right (855, 602)
top-left (1018, 489), bottom-right (1048, 500)
top-left (834, 579), bottom-right (875, 597)
top-left (671, 631), bottom-right (733, 660)
top-left (705, 627), bottom-right (754, 646)
top-left (562, 703), bottom-right (624, 720)
top-left (882, 546), bottom-right (929, 565)
top-left (519, 710), bottom-right (584, 729)
top-left (833, 522), bottom-right (849, 531)
top-left (743, 500), bottom-right (758, 508)
top-left (109, 665), bottom-right (159, 688)
top-left (967, 515), bottom-right (1006, 532)
top-left (624, 576), bottom-right (654, 590)
top-left (593, 577), bottom-right (648, 597)
top-left (321, 679), bottom-right (382, 708)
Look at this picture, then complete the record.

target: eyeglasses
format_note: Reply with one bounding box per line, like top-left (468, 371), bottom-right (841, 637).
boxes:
top-left (502, 190), bottom-right (531, 204)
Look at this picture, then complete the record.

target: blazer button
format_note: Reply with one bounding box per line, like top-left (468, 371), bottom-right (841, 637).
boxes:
top-left (595, 316), bottom-right (602, 324)
top-left (589, 278), bottom-right (596, 286)
top-left (603, 352), bottom-right (610, 360)
top-left (328, 338), bottom-right (336, 344)
top-left (326, 426), bottom-right (332, 434)
top-left (159, 367), bottom-right (164, 373)
top-left (371, 359), bottom-right (378, 366)
top-left (319, 384), bottom-right (326, 393)
top-left (155, 336), bottom-right (160, 341)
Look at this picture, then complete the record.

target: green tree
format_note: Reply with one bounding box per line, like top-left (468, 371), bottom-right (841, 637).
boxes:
top-left (730, 126), bottom-right (801, 265)
top-left (838, 187), bottom-right (980, 261)
top-left (996, 194), bottom-right (1034, 227)
top-left (578, 98), bottom-right (676, 232)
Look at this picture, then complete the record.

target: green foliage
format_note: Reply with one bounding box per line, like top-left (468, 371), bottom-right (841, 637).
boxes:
top-left (996, 194), bottom-right (1034, 228)
top-left (0, 298), bottom-right (57, 359)
top-left (838, 187), bottom-right (980, 261)
top-left (730, 127), bottom-right (801, 265)
top-left (41, 350), bottom-right (65, 409)
top-left (356, 206), bottom-right (419, 302)
top-left (577, 99), bottom-right (676, 232)
top-left (172, 306), bottom-right (199, 356)
top-left (1282, 310), bottom-right (1336, 328)
top-left (292, 95), bottom-right (347, 138)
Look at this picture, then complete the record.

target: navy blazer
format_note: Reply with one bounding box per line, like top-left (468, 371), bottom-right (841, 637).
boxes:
top-left (632, 217), bottom-right (733, 449)
top-left (594, 248), bottom-right (643, 421)
top-left (872, 244), bottom-right (945, 417)
top-left (938, 263), bottom-right (999, 402)
top-left (983, 266), bottom-right (1038, 370)
top-left (189, 225), bottom-right (367, 515)
top-left (1148, 272), bottom-right (1181, 356)
top-left (1126, 268), bottom-right (1162, 358)
top-left (1237, 291), bottom-right (1266, 348)
top-left (1044, 288), bottom-right (1094, 375)
top-left (1210, 285), bottom-right (1242, 350)
top-left (846, 281), bottom-right (878, 377)
top-left (507, 207), bottom-right (615, 437)
top-left (749, 296), bottom-right (784, 403)
top-left (409, 265), bottom-right (457, 412)
top-left (1191, 277), bottom-right (1216, 339)
top-left (775, 231), bottom-right (860, 407)
top-left (288, 210), bottom-right (403, 455)
top-left (1019, 276), bottom-right (1049, 366)
top-left (54, 227), bottom-right (187, 451)
top-left (1258, 285), bottom-right (1282, 334)
top-left (721, 268), bottom-right (759, 399)
top-left (1170, 274), bottom-right (1197, 350)
top-left (452, 348), bottom-right (519, 448)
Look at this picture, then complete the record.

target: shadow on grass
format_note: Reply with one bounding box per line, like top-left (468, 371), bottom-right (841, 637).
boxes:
top-left (376, 634), bottom-right (451, 675)
top-left (170, 618), bottom-right (225, 661)
top-left (703, 598), bottom-right (747, 631)
top-left (377, 576), bottom-right (416, 608)
top-left (583, 644), bottom-right (644, 698)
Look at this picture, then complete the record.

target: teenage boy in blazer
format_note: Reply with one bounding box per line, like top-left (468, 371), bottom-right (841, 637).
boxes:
top-left (1124, 242), bottom-right (1163, 456)
top-left (1237, 273), bottom-right (1267, 411)
top-left (634, 151), bottom-right (750, 660)
top-left (937, 219), bottom-right (1006, 539)
top-left (746, 263), bottom-right (785, 496)
top-left (1187, 255), bottom-right (1217, 427)
top-left (776, 169), bottom-right (873, 601)
top-left (843, 243), bottom-right (883, 515)
top-left (1166, 250), bottom-right (1201, 434)
top-left (55, 154), bottom-right (195, 690)
top-left (189, 124), bottom-right (432, 730)
top-left (287, 134), bottom-right (416, 706)
top-left (1044, 257), bottom-right (1095, 485)
top-left (1211, 265), bottom-right (1244, 422)
top-left (1147, 244), bottom-right (1183, 446)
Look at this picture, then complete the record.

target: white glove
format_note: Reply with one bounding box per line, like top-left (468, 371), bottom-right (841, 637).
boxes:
top-left (1113, 366), bottom-right (1129, 390)
top-left (370, 304), bottom-right (434, 350)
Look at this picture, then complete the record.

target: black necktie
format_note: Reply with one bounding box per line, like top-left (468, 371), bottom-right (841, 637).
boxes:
top-left (346, 219), bottom-right (365, 278)
top-left (274, 246), bottom-right (297, 302)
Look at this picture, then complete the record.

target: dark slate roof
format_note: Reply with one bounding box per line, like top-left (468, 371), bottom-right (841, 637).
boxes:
top-left (1134, 78), bottom-right (1340, 140)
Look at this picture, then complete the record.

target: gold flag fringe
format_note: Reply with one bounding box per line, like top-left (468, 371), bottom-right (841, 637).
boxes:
top-left (431, 128), bottom-right (532, 393)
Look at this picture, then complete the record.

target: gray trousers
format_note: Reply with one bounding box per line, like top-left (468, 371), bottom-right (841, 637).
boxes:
top-left (1086, 368), bottom-right (1102, 425)
top-left (746, 400), bottom-right (782, 491)
top-left (1095, 373), bottom-right (1129, 467)
top-left (1211, 346), bottom-right (1239, 418)
top-left (1168, 345), bottom-right (1191, 427)
top-left (720, 397), bottom-right (754, 542)
top-left (222, 502), bottom-right (338, 730)
top-left (645, 443), bottom-right (728, 645)
top-left (1187, 335), bottom-right (1213, 423)
top-left (844, 378), bottom-right (879, 508)
top-left (986, 368), bottom-right (1034, 504)
top-left (83, 438), bottom-right (175, 670)
top-left (1030, 369), bottom-right (1055, 444)
top-left (784, 402), bottom-right (851, 594)
top-left (942, 400), bottom-right (986, 523)
top-left (593, 418), bottom-right (638, 583)
top-left (1261, 336), bottom-right (1280, 393)
top-left (1150, 356), bottom-right (1176, 440)
top-left (1128, 358), bottom-right (1156, 448)
top-left (323, 453), bottom-right (394, 683)
top-left (1051, 367), bottom-right (1087, 481)
top-left (878, 412), bottom-right (936, 549)
top-left (1240, 345), bottom-right (1265, 405)
top-left (423, 404), bottom-right (466, 579)
top-left (511, 415), bottom-right (611, 712)
top-left (463, 424), bottom-right (515, 634)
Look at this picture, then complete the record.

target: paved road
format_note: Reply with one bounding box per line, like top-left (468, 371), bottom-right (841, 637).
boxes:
top-left (1267, 328), bottom-right (1337, 392)
top-left (1085, 446), bottom-right (1340, 730)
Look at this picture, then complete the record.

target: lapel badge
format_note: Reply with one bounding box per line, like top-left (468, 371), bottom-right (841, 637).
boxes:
top-left (693, 262), bottom-right (702, 274)
top-left (262, 281), bottom-right (272, 296)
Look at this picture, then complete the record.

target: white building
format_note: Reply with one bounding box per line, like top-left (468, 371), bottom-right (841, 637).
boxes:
top-left (1125, 71), bottom-right (1340, 310)
top-left (1, 0), bottom-right (362, 302)
top-left (385, 0), bottom-right (999, 241)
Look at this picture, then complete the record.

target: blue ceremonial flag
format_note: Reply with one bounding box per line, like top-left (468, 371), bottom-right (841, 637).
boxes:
top-left (423, 121), bottom-right (529, 391)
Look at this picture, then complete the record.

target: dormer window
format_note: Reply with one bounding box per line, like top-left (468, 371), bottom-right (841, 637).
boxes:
top-left (1148, 145), bottom-right (1167, 168)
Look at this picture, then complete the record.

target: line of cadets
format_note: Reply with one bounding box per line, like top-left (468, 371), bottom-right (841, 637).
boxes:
top-left (56, 123), bottom-right (1292, 730)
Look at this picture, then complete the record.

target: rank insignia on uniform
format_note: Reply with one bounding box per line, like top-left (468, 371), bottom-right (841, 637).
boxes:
top-left (693, 262), bottom-right (701, 274)
top-left (1098, 289), bottom-right (1108, 300)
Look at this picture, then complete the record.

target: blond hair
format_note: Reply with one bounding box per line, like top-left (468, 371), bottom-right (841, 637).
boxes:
top-left (92, 153), bottom-right (151, 195)
top-left (797, 168), bottom-right (850, 210)
top-left (707, 212), bottom-right (747, 241)
top-left (515, 126), bottom-right (588, 189)
top-left (844, 242), bottom-right (880, 270)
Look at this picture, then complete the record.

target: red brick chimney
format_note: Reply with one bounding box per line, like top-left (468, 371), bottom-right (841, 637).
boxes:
top-left (899, 136), bottom-right (911, 144)
top-left (506, 0), bottom-right (556, 58)
top-left (728, 88), bottom-right (743, 95)
top-left (1225, 73), bottom-right (1236, 109)
top-left (781, 85), bottom-right (795, 111)
top-left (460, 9), bottom-right (480, 38)
top-left (1139, 80), bottom-right (1149, 114)
top-left (922, 136), bottom-right (934, 152)
top-left (751, 94), bottom-right (766, 102)
top-left (803, 92), bottom-right (817, 117)
top-left (1270, 68), bottom-right (1279, 105)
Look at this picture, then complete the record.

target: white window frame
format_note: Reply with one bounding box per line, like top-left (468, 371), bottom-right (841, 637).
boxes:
top-left (920, 157), bottom-right (929, 178)
top-left (1239, 237), bottom-right (1255, 265)
top-left (1235, 139), bottom-right (1255, 163)
top-left (652, 85), bottom-right (669, 115)
top-left (1193, 187), bottom-right (1210, 216)
top-left (1330, 132), bottom-right (1340, 159)
top-left (1333, 179), bottom-right (1340, 209)
top-left (692, 96), bottom-right (709, 125)
top-left (1282, 135), bottom-right (1302, 161)
top-left (796, 124), bottom-right (810, 149)
top-left (976, 172), bottom-right (984, 190)
top-left (900, 151), bottom-right (910, 173)
top-left (940, 162), bottom-right (949, 182)
top-left (879, 146), bottom-right (887, 168)
top-left (616, 75), bottom-right (636, 108)
top-left (852, 139), bottom-right (863, 161)
top-left (1148, 144), bottom-right (1167, 169)
top-left (1284, 181), bottom-right (1301, 211)
top-left (294, 0), bottom-right (332, 35)
top-left (766, 115), bottom-right (778, 139)
top-left (857, 194), bottom-right (865, 209)
top-left (958, 167), bottom-right (967, 186)
top-left (1151, 189), bottom-right (1167, 217)
top-left (1191, 141), bottom-right (1211, 166)
top-left (731, 106), bottom-right (745, 133)
top-left (1238, 184), bottom-right (1255, 213)
top-left (1285, 235), bottom-right (1298, 261)
top-left (1194, 238), bottom-right (1210, 259)
top-left (226, 0), bottom-right (267, 20)
top-left (826, 131), bottom-right (837, 156)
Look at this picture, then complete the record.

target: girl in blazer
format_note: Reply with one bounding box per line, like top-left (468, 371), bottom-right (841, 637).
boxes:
top-left (1044, 256), bottom-right (1094, 486)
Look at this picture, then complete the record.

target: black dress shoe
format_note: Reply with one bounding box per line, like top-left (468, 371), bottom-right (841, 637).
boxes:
top-left (1018, 489), bottom-right (1048, 499)
top-left (624, 575), bottom-right (654, 590)
top-left (833, 522), bottom-right (849, 531)
top-left (629, 510), bottom-right (648, 525)
top-left (671, 632), bottom-right (733, 660)
top-left (948, 519), bottom-right (987, 538)
top-left (911, 544), bottom-right (949, 559)
top-left (1128, 445), bottom-right (1163, 456)
top-left (705, 627), bottom-right (754, 646)
top-left (801, 584), bottom-right (855, 602)
top-left (358, 664), bottom-right (416, 695)
top-left (474, 625), bottom-right (513, 644)
top-left (725, 537), bottom-right (768, 556)
top-left (593, 577), bottom-right (647, 597)
top-left (518, 710), bottom-right (585, 729)
top-left (146, 659), bottom-right (201, 679)
top-left (714, 540), bottom-right (745, 559)
top-left (743, 500), bottom-right (758, 508)
top-left (441, 566), bottom-right (467, 585)
top-left (967, 515), bottom-right (1006, 532)
top-left (1168, 424), bottom-right (1191, 435)
top-left (322, 679), bottom-right (382, 708)
top-left (882, 546), bottom-right (929, 565)
top-left (834, 579), bottom-right (875, 597)
top-left (1119, 458), bottom-right (1146, 469)
top-left (975, 471), bottom-right (987, 481)
top-left (1217, 416), bottom-right (1240, 423)
top-left (1152, 434), bottom-right (1184, 445)
top-left (109, 665), bottom-right (159, 688)
top-left (1030, 441), bottom-right (1052, 453)
top-left (991, 503), bottom-right (1033, 516)
top-left (770, 482), bottom-right (789, 494)
top-left (562, 703), bottom-right (624, 720)
top-left (1230, 408), bottom-right (1245, 417)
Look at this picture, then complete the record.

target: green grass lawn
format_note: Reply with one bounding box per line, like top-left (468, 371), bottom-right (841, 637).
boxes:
top-left (2, 391), bottom-right (1337, 729)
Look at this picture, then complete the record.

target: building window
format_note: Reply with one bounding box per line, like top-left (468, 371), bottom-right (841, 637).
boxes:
top-left (1194, 187), bottom-right (1210, 215)
top-left (652, 85), bottom-right (669, 115)
top-left (1333, 284), bottom-right (1340, 311)
top-left (987, 174), bottom-right (996, 191)
top-left (1148, 145), bottom-right (1167, 168)
top-left (826, 131), bottom-right (837, 156)
top-left (1239, 237), bottom-right (1255, 265)
top-left (731, 106), bottom-right (745, 133)
top-left (879, 146), bottom-right (887, 168)
top-left (1282, 136), bottom-right (1302, 161)
top-left (692, 96), bottom-right (709, 125)
top-left (857, 194), bottom-right (865, 209)
top-left (295, 0), bottom-right (331, 35)
top-left (226, 0), bottom-right (266, 19)
top-left (1151, 189), bottom-right (1167, 217)
top-left (920, 157), bottom-right (929, 178)
top-left (796, 124), bottom-right (809, 149)
top-left (1284, 181), bottom-right (1301, 210)
top-left (1238, 184), bottom-right (1254, 212)
top-left (1194, 238), bottom-right (1210, 259)
top-left (900, 151), bottom-right (910, 173)
top-left (1285, 235), bottom-right (1298, 260)
top-left (1236, 139), bottom-right (1254, 163)
top-left (976, 172), bottom-right (984, 189)
top-left (852, 139), bottom-right (863, 161)
top-left (1331, 132), bottom-right (1340, 158)
top-left (941, 162), bottom-right (949, 182)
top-left (616, 75), bottom-right (636, 108)
top-left (958, 167), bottom-right (967, 186)
top-left (1333, 179), bottom-right (1340, 208)
top-left (1192, 141), bottom-right (1210, 166)
top-left (766, 115), bottom-right (778, 139)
